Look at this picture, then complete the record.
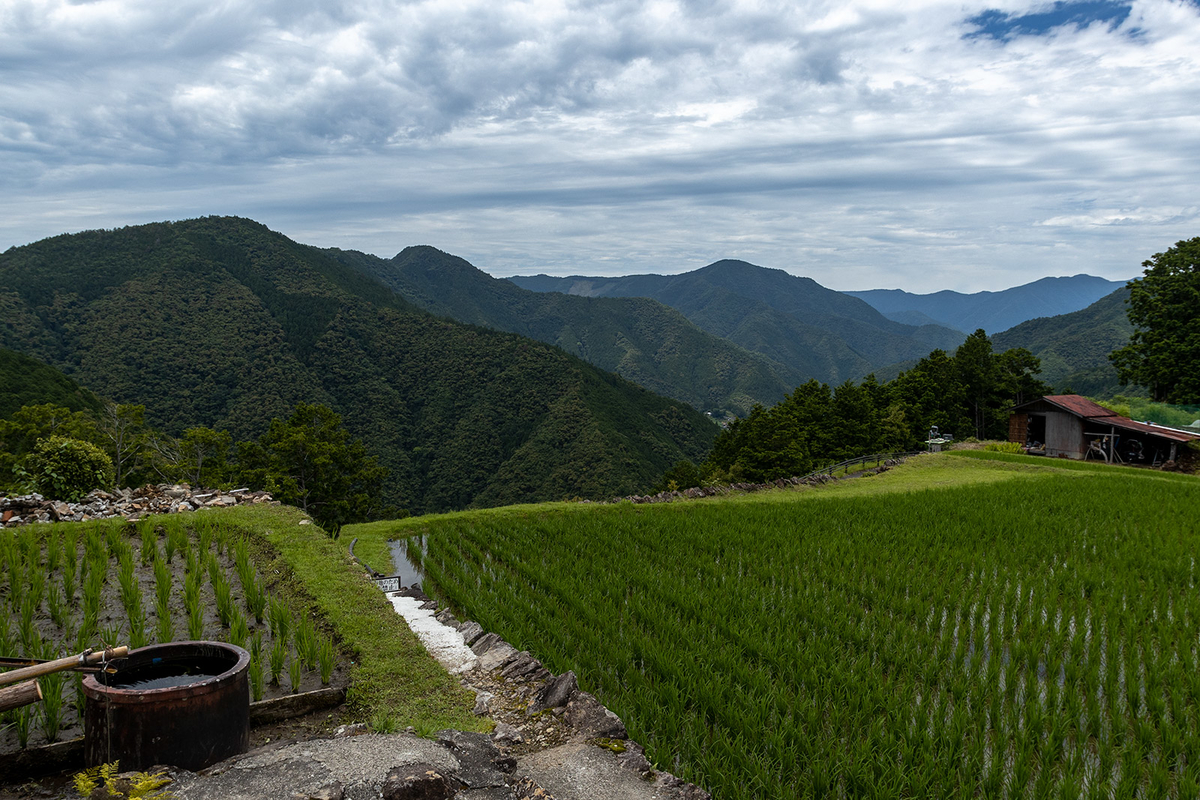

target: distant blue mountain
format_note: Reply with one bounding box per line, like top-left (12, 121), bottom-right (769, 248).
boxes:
top-left (846, 275), bottom-right (1128, 335)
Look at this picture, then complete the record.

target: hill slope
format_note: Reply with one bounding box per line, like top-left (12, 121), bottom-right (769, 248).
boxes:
top-left (0, 348), bottom-right (104, 419)
top-left (991, 286), bottom-right (1136, 395)
top-left (327, 246), bottom-right (805, 416)
top-left (511, 261), bottom-right (966, 384)
top-left (0, 218), bottom-right (716, 512)
top-left (848, 274), bottom-right (1127, 334)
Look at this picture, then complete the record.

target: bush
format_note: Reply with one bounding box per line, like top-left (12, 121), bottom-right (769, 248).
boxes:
top-left (983, 441), bottom-right (1023, 454)
top-left (24, 436), bottom-right (114, 501)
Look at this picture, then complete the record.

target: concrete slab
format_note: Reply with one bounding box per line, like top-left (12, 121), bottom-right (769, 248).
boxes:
top-left (171, 734), bottom-right (457, 800)
top-left (518, 743), bottom-right (684, 800)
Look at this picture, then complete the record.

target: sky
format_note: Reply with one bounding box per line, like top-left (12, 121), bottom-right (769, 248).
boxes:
top-left (2, 0), bottom-right (1198, 293)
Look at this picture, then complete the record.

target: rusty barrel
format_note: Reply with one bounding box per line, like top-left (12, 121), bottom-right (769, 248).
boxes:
top-left (83, 641), bottom-right (250, 771)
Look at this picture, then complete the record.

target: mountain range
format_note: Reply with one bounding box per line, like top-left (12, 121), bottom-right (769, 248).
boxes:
top-left (325, 246), bottom-right (805, 416)
top-left (992, 286), bottom-right (1135, 397)
top-left (0, 217), bottom-right (716, 513)
top-left (846, 275), bottom-right (1128, 334)
top-left (509, 263), bottom-right (968, 387)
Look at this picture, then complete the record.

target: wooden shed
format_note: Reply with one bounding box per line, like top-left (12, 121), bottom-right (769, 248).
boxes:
top-left (1008, 395), bottom-right (1200, 465)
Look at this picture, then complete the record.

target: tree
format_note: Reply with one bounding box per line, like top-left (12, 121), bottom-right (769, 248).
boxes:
top-left (1110, 237), bottom-right (1200, 403)
top-left (237, 403), bottom-right (389, 531)
top-left (98, 403), bottom-right (149, 488)
top-left (24, 436), bottom-right (114, 501)
top-left (0, 404), bottom-right (100, 490)
top-left (148, 427), bottom-right (232, 487)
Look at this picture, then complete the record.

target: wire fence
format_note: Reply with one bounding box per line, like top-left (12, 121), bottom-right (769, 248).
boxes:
top-left (799, 451), bottom-right (922, 481)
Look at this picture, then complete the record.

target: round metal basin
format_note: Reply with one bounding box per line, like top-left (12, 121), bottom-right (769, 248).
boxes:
top-left (83, 641), bottom-right (250, 771)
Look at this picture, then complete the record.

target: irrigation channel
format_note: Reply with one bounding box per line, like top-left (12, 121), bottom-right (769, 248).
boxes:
top-left (380, 535), bottom-right (477, 674)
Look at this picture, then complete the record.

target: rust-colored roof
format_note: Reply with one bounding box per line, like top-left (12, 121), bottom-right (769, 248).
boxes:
top-left (1043, 395), bottom-right (1119, 418)
top-left (1028, 395), bottom-right (1200, 443)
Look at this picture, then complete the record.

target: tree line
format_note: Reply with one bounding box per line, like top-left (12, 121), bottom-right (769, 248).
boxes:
top-left (0, 401), bottom-right (388, 532)
top-left (657, 330), bottom-right (1051, 488)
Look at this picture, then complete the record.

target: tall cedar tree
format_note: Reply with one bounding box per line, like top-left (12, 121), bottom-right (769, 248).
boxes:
top-left (1110, 237), bottom-right (1200, 403)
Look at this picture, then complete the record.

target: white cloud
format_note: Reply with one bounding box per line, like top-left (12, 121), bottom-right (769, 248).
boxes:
top-left (1, 0), bottom-right (1198, 291)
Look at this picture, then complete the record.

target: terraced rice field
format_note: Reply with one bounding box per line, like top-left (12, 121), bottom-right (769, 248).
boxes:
top-left (397, 454), bottom-right (1200, 799)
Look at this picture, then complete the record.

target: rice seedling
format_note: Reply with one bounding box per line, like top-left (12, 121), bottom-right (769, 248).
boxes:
top-left (18, 595), bottom-right (38, 653)
top-left (61, 550), bottom-right (77, 607)
top-left (212, 571), bottom-right (234, 628)
top-left (288, 649), bottom-right (302, 693)
top-left (38, 643), bottom-right (65, 742)
top-left (163, 525), bottom-right (178, 563)
top-left (318, 636), bottom-right (335, 685)
top-left (0, 614), bottom-right (13, 658)
top-left (245, 576), bottom-right (266, 623)
top-left (269, 637), bottom-right (286, 686)
top-left (46, 581), bottom-right (67, 629)
top-left (268, 596), bottom-right (291, 644)
top-left (153, 556), bottom-right (171, 608)
top-left (250, 629), bottom-right (263, 662)
top-left (248, 652), bottom-right (264, 701)
top-left (138, 520), bottom-right (157, 565)
top-left (401, 464), bottom-right (1200, 800)
top-left (13, 704), bottom-right (32, 749)
top-left (155, 594), bottom-right (174, 643)
top-left (294, 614), bottom-right (317, 670)
top-left (187, 600), bottom-right (205, 640)
top-left (228, 609), bottom-right (249, 650)
top-left (47, 532), bottom-right (62, 573)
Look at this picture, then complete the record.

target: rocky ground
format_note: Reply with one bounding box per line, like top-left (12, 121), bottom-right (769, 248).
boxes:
top-left (0, 484), bottom-right (276, 528)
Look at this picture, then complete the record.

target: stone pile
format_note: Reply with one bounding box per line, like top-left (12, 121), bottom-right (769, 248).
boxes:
top-left (0, 484), bottom-right (276, 528)
top-left (603, 457), bottom-right (907, 506)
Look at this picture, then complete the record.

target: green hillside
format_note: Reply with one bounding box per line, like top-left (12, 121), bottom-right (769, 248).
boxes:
top-left (0, 347), bottom-right (103, 419)
top-left (0, 218), bottom-right (716, 512)
top-left (349, 453), bottom-right (1200, 799)
top-left (511, 261), bottom-right (967, 384)
top-left (327, 245), bottom-right (805, 416)
top-left (992, 286), bottom-right (1136, 395)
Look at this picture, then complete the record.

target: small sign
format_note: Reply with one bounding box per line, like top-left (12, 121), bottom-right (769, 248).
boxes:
top-left (374, 576), bottom-right (401, 592)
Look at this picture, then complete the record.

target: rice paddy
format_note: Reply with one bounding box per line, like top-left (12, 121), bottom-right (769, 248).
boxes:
top-left (374, 453), bottom-right (1200, 799)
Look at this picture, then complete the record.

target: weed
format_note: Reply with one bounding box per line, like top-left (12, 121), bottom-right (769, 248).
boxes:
top-left (370, 709), bottom-right (398, 734)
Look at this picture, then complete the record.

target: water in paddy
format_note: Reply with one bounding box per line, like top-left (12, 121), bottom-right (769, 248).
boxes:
top-left (387, 534), bottom-right (427, 591)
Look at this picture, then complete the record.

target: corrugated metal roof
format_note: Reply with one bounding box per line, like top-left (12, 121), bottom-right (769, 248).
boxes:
top-left (1091, 417), bottom-right (1200, 444)
top-left (1043, 395), bottom-right (1119, 418)
top-left (1019, 394), bottom-right (1200, 443)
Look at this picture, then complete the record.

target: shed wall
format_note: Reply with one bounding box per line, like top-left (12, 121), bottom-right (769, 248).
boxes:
top-left (1009, 413), bottom-right (1028, 445)
top-left (1046, 413), bottom-right (1084, 458)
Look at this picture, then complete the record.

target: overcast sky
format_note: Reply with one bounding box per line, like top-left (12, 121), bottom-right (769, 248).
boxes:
top-left (2, 0), bottom-right (1197, 292)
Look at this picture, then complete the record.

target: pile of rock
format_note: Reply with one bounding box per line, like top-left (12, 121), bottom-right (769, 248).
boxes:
top-left (0, 484), bottom-right (277, 528)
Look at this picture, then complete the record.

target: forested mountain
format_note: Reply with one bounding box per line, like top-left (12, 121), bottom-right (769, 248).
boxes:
top-left (511, 261), bottom-right (966, 384)
top-left (0, 217), bottom-right (716, 513)
top-left (0, 347), bottom-right (103, 419)
top-left (848, 274), bottom-right (1127, 335)
top-left (326, 246), bottom-right (804, 416)
top-left (991, 287), bottom-right (1135, 396)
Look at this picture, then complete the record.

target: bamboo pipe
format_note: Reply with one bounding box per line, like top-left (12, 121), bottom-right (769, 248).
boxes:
top-left (0, 646), bottom-right (129, 688)
top-left (0, 679), bottom-right (42, 713)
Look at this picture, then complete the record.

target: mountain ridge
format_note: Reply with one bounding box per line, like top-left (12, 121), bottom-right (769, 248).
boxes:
top-left (0, 217), bottom-right (716, 513)
top-left (510, 262), bottom-right (968, 384)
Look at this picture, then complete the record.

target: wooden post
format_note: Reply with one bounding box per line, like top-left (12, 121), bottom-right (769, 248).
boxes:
top-left (0, 646), bottom-right (128, 688)
top-left (0, 680), bottom-right (42, 713)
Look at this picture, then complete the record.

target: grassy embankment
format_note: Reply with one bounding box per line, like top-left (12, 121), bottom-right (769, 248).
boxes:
top-left (3, 505), bottom-right (485, 743)
top-left (346, 452), bottom-right (1200, 799)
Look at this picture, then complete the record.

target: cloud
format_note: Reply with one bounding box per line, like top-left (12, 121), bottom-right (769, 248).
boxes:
top-left (1, 0), bottom-right (1199, 291)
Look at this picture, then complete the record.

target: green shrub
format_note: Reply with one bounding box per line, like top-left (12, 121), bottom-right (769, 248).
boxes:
top-left (24, 436), bottom-right (114, 501)
top-left (983, 441), bottom-right (1023, 453)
